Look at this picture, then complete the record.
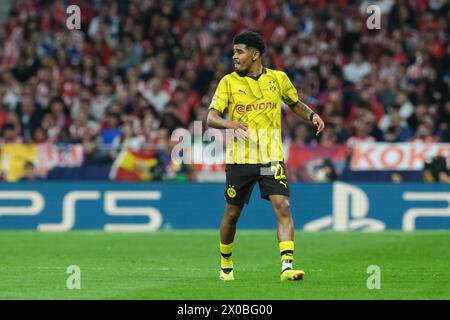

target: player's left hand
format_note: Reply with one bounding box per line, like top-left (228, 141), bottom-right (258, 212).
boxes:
top-left (312, 114), bottom-right (325, 136)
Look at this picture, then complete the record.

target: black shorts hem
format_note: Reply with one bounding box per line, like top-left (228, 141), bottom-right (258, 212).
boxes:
top-left (224, 194), bottom-right (248, 206)
top-left (260, 191), bottom-right (290, 201)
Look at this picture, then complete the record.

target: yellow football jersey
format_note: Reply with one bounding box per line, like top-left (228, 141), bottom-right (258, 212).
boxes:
top-left (209, 67), bottom-right (299, 164)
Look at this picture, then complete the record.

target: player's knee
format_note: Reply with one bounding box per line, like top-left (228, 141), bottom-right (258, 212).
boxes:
top-left (226, 208), bottom-right (241, 225)
top-left (274, 200), bottom-right (291, 218)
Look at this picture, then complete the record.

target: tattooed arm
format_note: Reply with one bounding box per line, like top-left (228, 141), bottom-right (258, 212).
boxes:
top-left (288, 100), bottom-right (325, 136)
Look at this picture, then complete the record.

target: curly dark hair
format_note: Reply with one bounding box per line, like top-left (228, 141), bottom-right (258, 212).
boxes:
top-left (233, 30), bottom-right (266, 54)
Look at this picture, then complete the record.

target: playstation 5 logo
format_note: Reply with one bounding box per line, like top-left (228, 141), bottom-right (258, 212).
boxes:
top-left (304, 182), bottom-right (385, 231)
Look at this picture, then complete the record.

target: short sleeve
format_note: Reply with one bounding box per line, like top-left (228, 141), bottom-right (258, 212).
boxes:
top-left (280, 72), bottom-right (299, 106)
top-left (208, 77), bottom-right (229, 113)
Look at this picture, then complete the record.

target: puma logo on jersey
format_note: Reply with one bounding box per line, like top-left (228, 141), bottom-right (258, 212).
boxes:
top-left (280, 181), bottom-right (288, 189)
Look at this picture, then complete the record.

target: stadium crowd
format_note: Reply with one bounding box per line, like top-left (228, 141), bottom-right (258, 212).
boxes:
top-left (0, 0), bottom-right (449, 181)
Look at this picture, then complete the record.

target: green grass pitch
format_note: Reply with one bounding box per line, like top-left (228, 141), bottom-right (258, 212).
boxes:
top-left (0, 231), bottom-right (449, 299)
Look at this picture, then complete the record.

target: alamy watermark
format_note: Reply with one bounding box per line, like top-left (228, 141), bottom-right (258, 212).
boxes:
top-left (66, 265), bottom-right (81, 290)
top-left (66, 4), bottom-right (381, 31)
top-left (66, 5), bottom-right (81, 30)
top-left (366, 5), bottom-right (381, 30)
top-left (366, 265), bottom-right (381, 290)
top-left (170, 121), bottom-right (283, 173)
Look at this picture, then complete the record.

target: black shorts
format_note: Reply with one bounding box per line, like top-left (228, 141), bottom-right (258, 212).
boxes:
top-left (224, 161), bottom-right (290, 206)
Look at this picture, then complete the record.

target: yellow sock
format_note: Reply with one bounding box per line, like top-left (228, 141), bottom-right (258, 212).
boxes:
top-left (220, 242), bottom-right (233, 268)
top-left (279, 240), bottom-right (294, 261)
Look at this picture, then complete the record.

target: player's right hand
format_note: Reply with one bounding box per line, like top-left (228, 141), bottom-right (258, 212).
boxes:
top-left (227, 121), bottom-right (249, 141)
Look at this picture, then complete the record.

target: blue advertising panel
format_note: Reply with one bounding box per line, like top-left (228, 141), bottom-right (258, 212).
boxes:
top-left (0, 182), bottom-right (449, 231)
